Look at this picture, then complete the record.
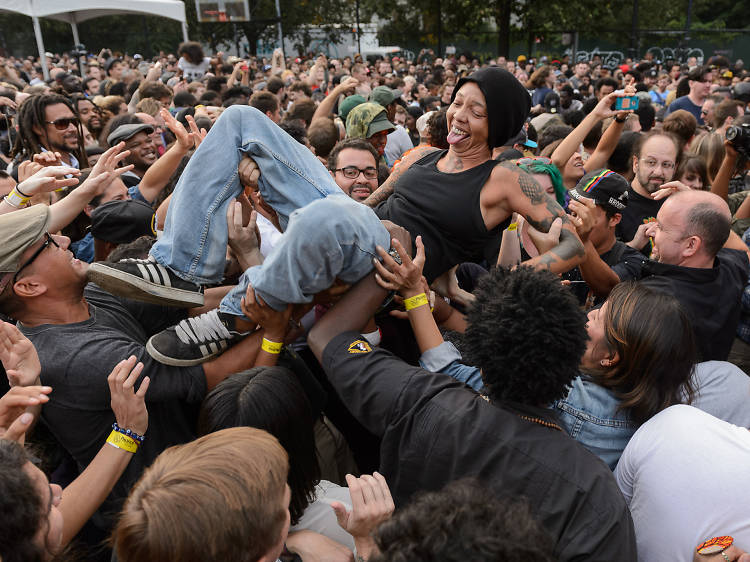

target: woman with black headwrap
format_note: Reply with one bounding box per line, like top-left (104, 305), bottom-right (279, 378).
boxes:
top-left (367, 67), bottom-right (585, 282)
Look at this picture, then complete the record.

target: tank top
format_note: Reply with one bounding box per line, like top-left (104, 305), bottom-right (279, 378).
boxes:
top-left (376, 149), bottom-right (510, 282)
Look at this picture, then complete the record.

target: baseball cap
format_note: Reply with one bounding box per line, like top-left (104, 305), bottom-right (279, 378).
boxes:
top-left (90, 200), bottom-right (157, 244)
top-left (338, 94), bottom-right (366, 122)
top-left (505, 127), bottom-right (538, 149)
top-left (107, 123), bottom-right (155, 147)
top-left (570, 169), bottom-right (629, 213)
top-left (369, 86), bottom-right (403, 107)
top-left (517, 55), bottom-right (527, 63)
top-left (722, 70), bottom-right (733, 79)
top-left (0, 205), bottom-right (51, 294)
top-left (345, 102), bottom-right (395, 139)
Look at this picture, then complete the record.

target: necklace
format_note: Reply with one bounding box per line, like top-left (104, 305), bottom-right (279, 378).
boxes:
top-left (480, 395), bottom-right (563, 432)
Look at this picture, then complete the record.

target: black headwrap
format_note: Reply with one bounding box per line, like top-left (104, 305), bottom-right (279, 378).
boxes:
top-left (451, 67), bottom-right (531, 149)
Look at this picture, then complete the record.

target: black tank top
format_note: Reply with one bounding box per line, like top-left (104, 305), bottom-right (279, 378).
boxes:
top-left (376, 149), bottom-right (510, 282)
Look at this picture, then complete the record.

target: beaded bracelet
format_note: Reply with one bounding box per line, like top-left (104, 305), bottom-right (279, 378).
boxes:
top-left (261, 338), bottom-right (283, 354)
top-left (112, 421), bottom-right (145, 444)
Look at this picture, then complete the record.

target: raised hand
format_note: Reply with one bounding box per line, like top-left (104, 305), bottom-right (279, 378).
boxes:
top-left (374, 236), bottom-right (425, 295)
top-left (331, 472), bottom-right (394, 559)
top-left (241, 284), bottom-right (293, 341)
top-left (568, 198), bottom-right (596, 243)
top-left (0, 385), bottom-right (51, 443)
top-left (651, 180), bottom-right (693, 200)
top-left (107, 356), bottom-right (149, 436)
top-left (15, 165), bottom-right (80, 196)
top-left (0, 322), bottom-right (41, 387)
top-left (227, 202), bottom-right (263, 270)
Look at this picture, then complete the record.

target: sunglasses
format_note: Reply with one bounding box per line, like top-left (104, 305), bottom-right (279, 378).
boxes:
top-left (13, 233), bottom-right (59, 286)
top-left (46, 117), bottom-right (79, 130)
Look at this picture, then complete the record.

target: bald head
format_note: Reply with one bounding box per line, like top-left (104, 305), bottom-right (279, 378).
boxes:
top-left (665, 190), bottom-right (730, 258)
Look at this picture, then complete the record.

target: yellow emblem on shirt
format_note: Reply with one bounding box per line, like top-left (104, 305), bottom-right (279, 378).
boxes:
top-left (348, 340), bottom-right (372, 354)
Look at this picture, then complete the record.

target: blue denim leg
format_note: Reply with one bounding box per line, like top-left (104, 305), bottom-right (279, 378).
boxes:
top-left (219, 194), bottom-right (391, 313)
top-left (150, 104), bottom-right (341, 285)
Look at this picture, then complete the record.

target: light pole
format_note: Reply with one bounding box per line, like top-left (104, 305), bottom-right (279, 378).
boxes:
top-left (356, 0), bottom-right (361, 54)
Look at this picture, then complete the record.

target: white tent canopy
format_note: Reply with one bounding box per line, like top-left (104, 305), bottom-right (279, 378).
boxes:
top-left (0, 0), bottom-right (189, 80)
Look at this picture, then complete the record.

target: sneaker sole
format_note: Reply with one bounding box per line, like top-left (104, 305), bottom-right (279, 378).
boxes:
top-left (88, 263), bottom-right (205, 308)
top-left (146, 336), bottom-right (222, 366)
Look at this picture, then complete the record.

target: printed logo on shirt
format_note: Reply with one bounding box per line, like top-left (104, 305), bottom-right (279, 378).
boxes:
top-left (348, 340), bottom-right (372, 354)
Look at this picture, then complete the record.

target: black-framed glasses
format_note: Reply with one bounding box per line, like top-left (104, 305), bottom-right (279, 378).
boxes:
top-left (13, 233), bottom-right (58, 286)
top-left (334, 166), bottom-right (378, 180)
top-left (46, 117), bottom-right (79, 130)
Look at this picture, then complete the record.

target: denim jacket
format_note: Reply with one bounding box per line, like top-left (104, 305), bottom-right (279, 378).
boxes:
top-left (552, 377), bottom-right (637, 470)
top-left (419, 342), bottom-right (637, 471)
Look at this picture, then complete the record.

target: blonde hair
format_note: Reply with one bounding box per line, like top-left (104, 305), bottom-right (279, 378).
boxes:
top-left (115, 427), bottom-right (289, 562)
top-left (690, 133), bottom-right (725, 182)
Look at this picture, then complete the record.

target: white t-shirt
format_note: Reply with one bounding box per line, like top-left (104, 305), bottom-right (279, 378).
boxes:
top-left (255, 212), bottom-right (283, 259)
top-left (178, 56), bottom-right (211, 82)
top-left (384, 125), bottom-right (414, 168)
top-left (291, 480), bottom-right (354, 550)
top-left (615, 405), bottom-right (750, 562)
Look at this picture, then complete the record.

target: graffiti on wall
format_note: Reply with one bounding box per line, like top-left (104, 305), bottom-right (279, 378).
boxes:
top-left (569, 46), bottom-right (705, 66)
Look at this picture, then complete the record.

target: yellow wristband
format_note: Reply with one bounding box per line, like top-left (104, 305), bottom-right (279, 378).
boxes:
top-left (261, 338), bottom-right (283, 354)
top-left (4, 189), bottom-right (30, 208)
top-left (507, 222), bottom-right (518, 231)
top-left (106, 430), bottom-right (138, 453)
top-left (404, 292), bottom-right (428, 311)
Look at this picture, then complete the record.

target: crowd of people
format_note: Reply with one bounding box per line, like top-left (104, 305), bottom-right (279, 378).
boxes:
top-left (0, 39), bottom-right (750, 562)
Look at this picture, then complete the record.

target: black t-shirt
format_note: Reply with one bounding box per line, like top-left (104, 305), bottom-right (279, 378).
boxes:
top-left (322, 331), bottom-right (637, 562)
top-left (620, 249), bottom-right (749, 361)
top-left (616, 187), bottom-right (663, 254)
top-left (375, 150), bottom-right (509, 282)
top-left (20, 284), bottom-right (207, 528)
top-left (563, 240), bottom-right (645, 306)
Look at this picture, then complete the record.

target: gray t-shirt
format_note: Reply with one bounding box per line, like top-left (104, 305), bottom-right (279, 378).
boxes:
top-left (20, 283), bottom-right (207, 528)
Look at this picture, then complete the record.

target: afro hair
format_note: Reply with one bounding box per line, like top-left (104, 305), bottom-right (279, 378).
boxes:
top-left (463, 267), bottom-right (588, 405)
top-left (371, 479), bottom-right (554, 562)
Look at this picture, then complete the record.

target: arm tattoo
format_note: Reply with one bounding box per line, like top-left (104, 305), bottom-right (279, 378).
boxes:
top-left (518, 172), bottom-right (545, 205)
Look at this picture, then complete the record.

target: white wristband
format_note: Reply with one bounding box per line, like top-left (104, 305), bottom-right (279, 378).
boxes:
top-left (4, 189), bottom-right (30, 209)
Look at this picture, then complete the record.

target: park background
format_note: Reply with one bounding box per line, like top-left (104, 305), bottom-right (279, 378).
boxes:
top-left (0, 0), bottom-right (748, 64)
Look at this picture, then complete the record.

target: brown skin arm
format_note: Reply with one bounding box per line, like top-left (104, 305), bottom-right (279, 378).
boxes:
top-left (362, 146), bottom-right (441, 208)
top-left (482, 164), bottom-right (585, 274)
top-left (201, 330), bottom-right (262, 390)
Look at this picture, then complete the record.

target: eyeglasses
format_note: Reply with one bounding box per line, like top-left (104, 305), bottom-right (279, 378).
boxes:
top-left (640, 157), bottom-right (676, 171)
top-left (13, 233), bottom-right (59, 286)
top-left (334, 166), bottom-right (378, 180)
top-left (46, 117), bottom-right (79, 130)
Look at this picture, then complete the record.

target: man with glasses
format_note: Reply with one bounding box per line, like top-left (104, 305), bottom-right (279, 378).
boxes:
top-left (616, 131), bottom-right (681, 253)
top-left (327, 138), bottom-right (380, 202)
top-left (665, 65), bottom-right (714, 125)
top-left (9, 94), bottom-right (88, 178)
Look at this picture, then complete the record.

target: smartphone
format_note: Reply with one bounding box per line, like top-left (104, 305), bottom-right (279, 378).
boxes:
top-left (615, 96), bottom-right (639, 111)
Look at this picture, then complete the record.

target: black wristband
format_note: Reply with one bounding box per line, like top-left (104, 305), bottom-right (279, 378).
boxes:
top-left (615, 115), bottom-right (627, 123)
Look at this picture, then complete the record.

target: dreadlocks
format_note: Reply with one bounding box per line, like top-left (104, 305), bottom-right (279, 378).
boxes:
top-left (10, 93), bottom-right (89, 168)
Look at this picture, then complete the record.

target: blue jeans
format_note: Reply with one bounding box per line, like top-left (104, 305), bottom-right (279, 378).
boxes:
top-left (150, 105), bottom-right (390, 313)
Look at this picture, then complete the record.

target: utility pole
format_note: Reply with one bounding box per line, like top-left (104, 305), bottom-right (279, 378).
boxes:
top-left (356, 0), bottom-right (361, 54)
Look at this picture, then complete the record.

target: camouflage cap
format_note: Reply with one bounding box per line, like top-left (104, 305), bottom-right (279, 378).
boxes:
top-left (345, 102), bottom-right (395, 140)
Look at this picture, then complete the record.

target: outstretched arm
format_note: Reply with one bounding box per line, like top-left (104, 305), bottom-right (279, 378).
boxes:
top-left (486, 165), bottom-right (585, 274)
top-left (551, 91), bottom-right (631, 172)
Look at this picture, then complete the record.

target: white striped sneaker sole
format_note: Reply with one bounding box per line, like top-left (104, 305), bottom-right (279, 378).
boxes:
top-left (145, 337), bottom-right (225, 366)
top-left (88, 263), bottom-right (204, 308)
